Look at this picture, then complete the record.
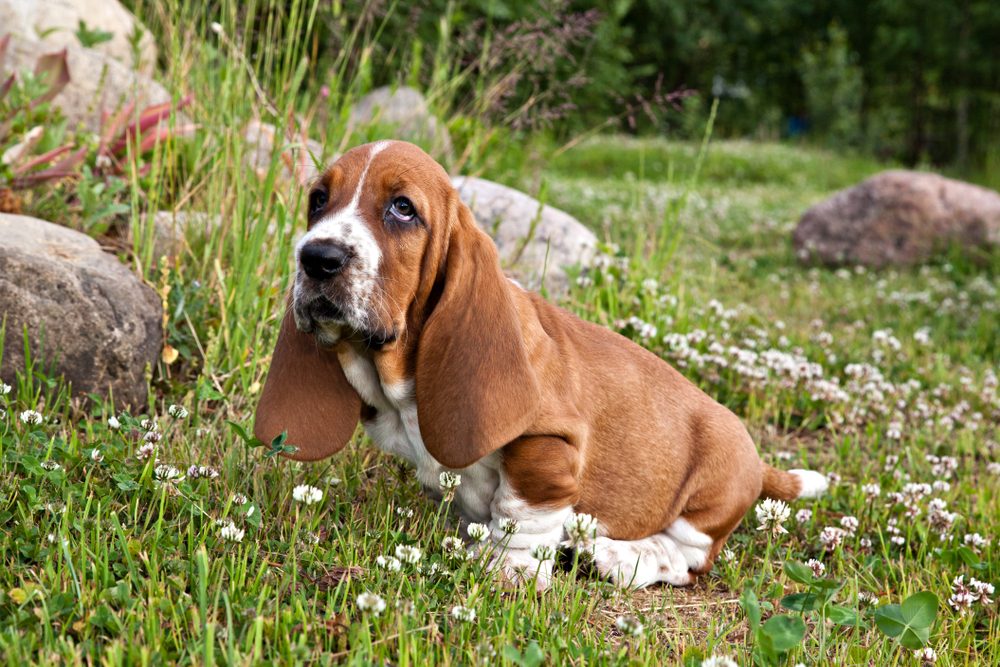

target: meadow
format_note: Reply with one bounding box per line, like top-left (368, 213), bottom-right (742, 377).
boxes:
top-left (1, 1), bottom-right (998, 664)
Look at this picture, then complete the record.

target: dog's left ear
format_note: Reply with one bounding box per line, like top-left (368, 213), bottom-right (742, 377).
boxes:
top-left (415, 201), bottom-right (541, 469)
top-left (254, 296), bottom-right (362, 460)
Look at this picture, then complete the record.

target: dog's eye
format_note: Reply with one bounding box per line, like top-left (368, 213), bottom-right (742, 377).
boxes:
top-left (308, 189), bottom-right (328, 217)
top-left (388, 196), bottom-right (416, 222)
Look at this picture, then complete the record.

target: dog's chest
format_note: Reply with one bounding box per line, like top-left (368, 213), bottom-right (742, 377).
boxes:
top-left (337, 348), bottom-right (499, 523)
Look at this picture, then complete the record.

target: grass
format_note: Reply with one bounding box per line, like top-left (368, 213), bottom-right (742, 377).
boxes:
top-left (2, 1), bottom-right (999, 664)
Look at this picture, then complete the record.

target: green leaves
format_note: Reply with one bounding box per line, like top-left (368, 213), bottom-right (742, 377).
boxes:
top-left (227, 420), bottom-right (298, 458)
top-left (740, 584), bottom-right (805, 666)
top-left (874, 592), bottom-right (938, 650)
top-left (759, 615), bottom-right (806, 653)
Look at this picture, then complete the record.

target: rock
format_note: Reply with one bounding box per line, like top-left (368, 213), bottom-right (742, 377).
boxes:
top-left (452, 176), bottom-right (597, 294)
top-left (0, 0), bottom-right (157, 75)
top-left (3, 34), bottom-right (172, 132)
top-left (0, 213), bottom-right (162, 407)
top-left (794, 170), bottom-right (1000, 267)
top-left (243, 119), bottom-right (325, 184)
top-left (348, 86), bottom-right (452, 158)
top-left (141, 210), bottom-right (221, 261)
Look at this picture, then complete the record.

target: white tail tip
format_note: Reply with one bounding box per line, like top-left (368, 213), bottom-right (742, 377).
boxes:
top-left (789, 469), bottom-right (829, 499)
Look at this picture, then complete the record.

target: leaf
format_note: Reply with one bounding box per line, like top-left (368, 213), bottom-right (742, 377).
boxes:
top-left (784, 561), bottom-right (815, 585)
top-left (740, 585), bottom-right (761, 630)
top-left (874, 592), bottom-right (937, 650)
top-left (781, 592), bottom-right (823, 612)
top-left (874, 604), bottom-right (906, 638)
top-left (827, 604), bottom-right (861, 627)
top-left (31, 49), bottom-right (71, 106)
top-left (901, 592), bottom-right (938, 630)
top-left (760, 614), bottom-right (806, 652)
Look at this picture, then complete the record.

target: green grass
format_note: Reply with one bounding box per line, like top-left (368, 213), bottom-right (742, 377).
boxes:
top-left (2, 1), bottom-right (999, 664)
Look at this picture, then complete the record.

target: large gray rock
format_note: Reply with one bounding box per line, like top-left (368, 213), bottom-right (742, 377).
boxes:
top-left (0, 0), bottom-right (157, 75)
top-left (794, 170), bottom-right (1000, 267)
top-left (140, 210), bottom-right (222, 262)
top-left (453, 176), bottom-right (597, 294)
top-left (348, 86), bottom-right (452, 158)
top-left (2, 34), bottom-right (172, 132)
top-left (243, 119), bottom-right (325, 184)
top-left (0, 214), bottom-right (162, 407)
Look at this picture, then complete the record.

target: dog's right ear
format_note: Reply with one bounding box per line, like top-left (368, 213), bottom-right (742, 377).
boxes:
top-left (254, 298), bottom-right (361, 460)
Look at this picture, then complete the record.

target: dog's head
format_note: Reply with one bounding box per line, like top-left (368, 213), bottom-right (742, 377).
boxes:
top-left (254, 141), bottom-right (539, 468)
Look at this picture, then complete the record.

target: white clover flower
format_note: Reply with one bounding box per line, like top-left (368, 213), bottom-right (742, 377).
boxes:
top-left (497, 518), bottom-right (520, 535)
top-left (154, 464), bottom-right (183, 482)
top-left (795, 508), bottom-right (813, 524)
top-left (327, 476), bottom-right (342, 486)
top-left (806, 558), bottom-right (826, 577)
top-left (219, 521), bottom-right (245, 542)
top-left (963, 533), bottom-right (987, 551)
top-left (450, 605), bottom-right (476, 622)
top-left (467, 523), bottom-right (490, 543)
top-left (564, 513), bottom-right (598, 546)
top-left (188, 465), bottom-right (220, 480)
top-left (40, 460), bottom-right (61, 471)
top-left (840, 515), bottom-right (859, 535)
top-left (439, 471), bottom-right (462, 492)
top-left (530, 544), bottom-right (556, 562)
top-left (395, 506), bottom-right (414, 519)
top-left (442, 536), bottom-right (465, 557)
top-left (375, 555), bottom-right (402, 571)
top-left (167, 404), bottom-right (189, 419)
top-left (139, 418), bottom-right (157, 432)
top-left (136, 443), bottom-right (156, 462)
top-left (615, 615), bottom-right (644, 637)
top-left (19, 410), bottom-right (42, 425)
top-left (143, 431), bottom-right (162, 444)
top-left (89, 448), bottom-right (104, 463)
top-left (395, 544), bottom-right (422, 564)
top-left (860, 537), bottom-right (873, 550)
top-left (292, 484), bottom-right (323, 505)
top-left (210, 21), bottom-right (224, 35)
top-left (755, 498), bottom-right (790, 534)
top-left (987, 462), bottom-right (1000, 476)
top-left (819, 526), bottom-right (846, 551)
top-left (356, 592), bottom-right (386, 615)
top-left (891, 535), bottom-right (906, 546)
top-left (0, 381), bottom-right (11, 395)
top-left (231, 493), bottom-right (249, 505)
top-left (858, 591), bottom-right (880, 605)
top-left (701, 656), bottom-right (738, 667)
top-left (862, 483), bottom-right (881, 498)
top-left (914, 647), bottom-right (937, 664)
top-left (107, 415), bottom-right (121, 430)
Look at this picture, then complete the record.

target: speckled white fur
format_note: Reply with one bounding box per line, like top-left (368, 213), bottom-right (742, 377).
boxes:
top-left (591, 517), bottom-right (713, 588)
top-left (295, 141), bottom-right (390, 336)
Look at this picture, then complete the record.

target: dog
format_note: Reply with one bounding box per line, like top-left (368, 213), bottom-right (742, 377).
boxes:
top-left (254, 140), bottom-right (827, 589)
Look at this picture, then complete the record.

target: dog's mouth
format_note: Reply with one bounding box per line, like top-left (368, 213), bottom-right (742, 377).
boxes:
top-left (294, 295), bottom-right (397, 350)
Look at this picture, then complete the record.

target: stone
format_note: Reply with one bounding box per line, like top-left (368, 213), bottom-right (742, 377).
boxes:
top-left (2, 34), bottom-right (173, 133)
top-left (141, 210), bottom-right (222, 262)
top-left (243, 119), bottom-right (325, 185)
top-left (0, 0), bottom-right (157, 74)
top-left (348, 86), bottom-right (452, 158)
top-left (0, 213), bottom-right (162, 407)
top-left (452, 176), bottom-right (597, 294)
top-left (794, 170), bottom-right (1000, 267)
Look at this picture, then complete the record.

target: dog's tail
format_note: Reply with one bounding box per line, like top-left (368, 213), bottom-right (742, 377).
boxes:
top-left (760, 463), bottom-right (828, 501)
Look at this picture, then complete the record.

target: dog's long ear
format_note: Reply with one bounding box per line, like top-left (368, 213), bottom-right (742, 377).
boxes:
top-left (415, 203), bottom-right (541, 469)
top-left (254, 298), bottom-right (361, 460)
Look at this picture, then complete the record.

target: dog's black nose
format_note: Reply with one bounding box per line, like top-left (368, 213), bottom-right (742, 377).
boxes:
top-left (300, 242), bottom-right (350, 280)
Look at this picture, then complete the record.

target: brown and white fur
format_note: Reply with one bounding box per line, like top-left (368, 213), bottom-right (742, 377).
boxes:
top-left (254, 140), bottom-right (827, 589)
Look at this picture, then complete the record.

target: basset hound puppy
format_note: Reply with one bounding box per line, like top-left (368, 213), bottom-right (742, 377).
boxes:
top-left (255, 140), bottom-right (827, 589)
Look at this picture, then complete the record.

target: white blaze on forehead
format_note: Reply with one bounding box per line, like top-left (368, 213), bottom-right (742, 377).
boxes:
top-left (295, 141), bottom-right (391, 322)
